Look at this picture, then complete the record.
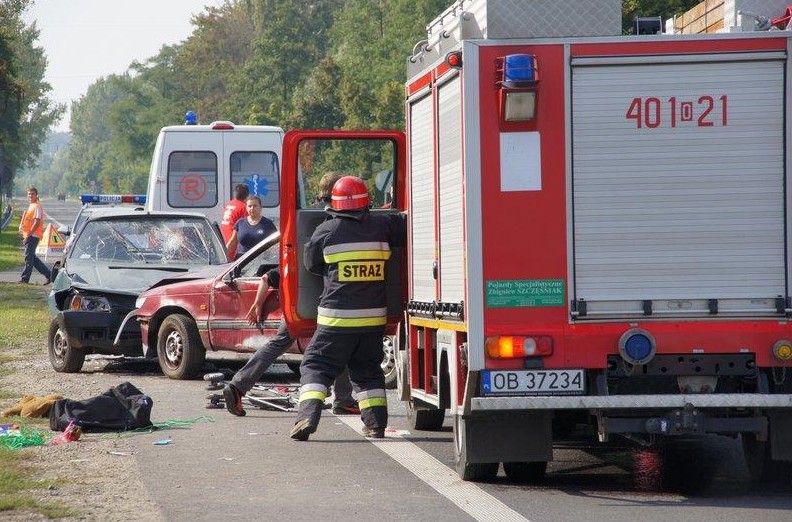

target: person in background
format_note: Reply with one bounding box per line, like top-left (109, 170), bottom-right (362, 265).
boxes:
top-left (220, 184), bottom-right (249, 259)
top-left (289, 176), bottom-right (406, 441)
top-left (222, 265), bottom-right (359, 417)
top-left (18, 186), bottom-right (52, 284)
top-left (225, 195), bottom-right (276, 260)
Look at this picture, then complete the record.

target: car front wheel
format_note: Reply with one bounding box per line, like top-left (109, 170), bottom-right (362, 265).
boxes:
top-left (156, 314), bottom-right (205, 379)
top-left (48, 318), bottom-right (85, 373)
top-left (382, 335), bottom-right (397, 389)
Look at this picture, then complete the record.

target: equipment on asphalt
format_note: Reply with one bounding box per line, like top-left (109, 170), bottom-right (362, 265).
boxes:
top-left (203, 372), bottom-right (298, 412)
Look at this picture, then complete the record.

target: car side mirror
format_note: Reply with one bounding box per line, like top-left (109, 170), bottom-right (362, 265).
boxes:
top-left (223, 265), bottom-right (242, 285)
top-left (222, 271), bottom-right (235, 285)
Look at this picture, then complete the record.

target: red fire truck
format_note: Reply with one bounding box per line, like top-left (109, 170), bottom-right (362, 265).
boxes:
top-left (279, 0), bottom-right (792, 482)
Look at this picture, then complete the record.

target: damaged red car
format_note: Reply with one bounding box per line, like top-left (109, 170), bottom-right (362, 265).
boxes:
top-left (133, 232), bottom-right (304, 379)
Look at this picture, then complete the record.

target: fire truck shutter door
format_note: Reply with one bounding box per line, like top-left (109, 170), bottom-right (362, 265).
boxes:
top-left (438, 75), bottom-right (465, 304)
top-left (571, 52), bottom-right (785, 317)
top-left (409, 91), bottom-right (437, 303)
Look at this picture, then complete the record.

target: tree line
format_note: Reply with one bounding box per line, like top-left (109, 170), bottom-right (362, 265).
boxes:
top-left (0, 0), bottom-right (62, 213)
top-left (7, 0), bottom-right (699, 198)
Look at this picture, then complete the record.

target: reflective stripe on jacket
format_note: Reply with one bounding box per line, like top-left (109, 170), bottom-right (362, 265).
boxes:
top-left (304, 210), bottom-right (406, 332)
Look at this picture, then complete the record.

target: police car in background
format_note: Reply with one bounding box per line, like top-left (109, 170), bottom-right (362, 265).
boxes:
top-left (59, 194), bottom-right (147, 246)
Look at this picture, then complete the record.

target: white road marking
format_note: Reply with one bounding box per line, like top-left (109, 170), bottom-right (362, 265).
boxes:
top-left (44, 210), bottom-right (65, 228)
top-left (337, 416), bottom-right (531, 522)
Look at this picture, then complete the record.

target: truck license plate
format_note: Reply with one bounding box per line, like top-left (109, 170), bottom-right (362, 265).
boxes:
top-left (482, 370), bottom-right (585, 396)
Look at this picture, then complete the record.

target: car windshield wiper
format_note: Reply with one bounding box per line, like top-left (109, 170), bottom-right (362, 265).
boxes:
top-left (108, 266), bottom-right (190, 272)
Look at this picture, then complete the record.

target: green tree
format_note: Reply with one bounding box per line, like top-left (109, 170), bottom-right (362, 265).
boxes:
top-left (286, 57), bottom-right (345, 129)
top-left (228, 0), bottom-right (339, 125)
top-left (172, 1), bottom-right (257, 124)
top-left (0, 0), bottom-right (63, 204)
top-left (67, 77), bottom-right (126, 193)
top-left (329, 0), bottom-right (448, 129)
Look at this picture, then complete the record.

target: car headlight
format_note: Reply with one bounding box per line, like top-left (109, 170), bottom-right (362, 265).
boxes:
top-left (135, 295), bottom-right (147, 308)
top-left (70, 294), bottom-right (112, 313)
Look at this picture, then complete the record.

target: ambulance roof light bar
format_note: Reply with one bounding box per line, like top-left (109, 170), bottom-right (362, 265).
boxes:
top-left (184, 111), bottom-right (198, 125)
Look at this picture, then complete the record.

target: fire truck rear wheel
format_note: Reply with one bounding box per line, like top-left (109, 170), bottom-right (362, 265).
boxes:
top-left (454, 415), bottom-right (499, 481)
top-left (503, 461), bottom-right (547, 483)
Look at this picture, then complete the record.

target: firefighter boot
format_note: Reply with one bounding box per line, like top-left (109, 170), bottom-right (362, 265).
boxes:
top-left (289, 418), bottom-right (317, 441)
top-left (362, 426), bottom-right (385, 439)
top-left (289, 398), bottom-right (324, 441)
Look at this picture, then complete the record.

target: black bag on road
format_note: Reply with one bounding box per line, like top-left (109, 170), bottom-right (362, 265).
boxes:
top-left (49, 381), bottom-right (154, 432)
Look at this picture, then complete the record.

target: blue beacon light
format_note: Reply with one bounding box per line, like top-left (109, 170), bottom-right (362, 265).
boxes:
top-left (503, 54), bottom-right (536, 86)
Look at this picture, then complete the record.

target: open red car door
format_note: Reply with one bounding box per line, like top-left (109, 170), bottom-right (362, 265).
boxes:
top-left (279, 130), bottom-right (406, 337)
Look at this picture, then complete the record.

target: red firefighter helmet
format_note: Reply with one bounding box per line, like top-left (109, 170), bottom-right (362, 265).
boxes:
top-left (330, 176), bottom-right (370, 211)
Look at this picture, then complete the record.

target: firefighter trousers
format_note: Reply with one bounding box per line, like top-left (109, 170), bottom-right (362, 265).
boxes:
top-left (295, 327), bottom-right (387, 432)
top-left (230, 319), bottom-right (355, 404)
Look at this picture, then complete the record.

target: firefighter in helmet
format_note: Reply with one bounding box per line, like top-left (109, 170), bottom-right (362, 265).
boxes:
top-left (290, 175), bottom-right (406, 440)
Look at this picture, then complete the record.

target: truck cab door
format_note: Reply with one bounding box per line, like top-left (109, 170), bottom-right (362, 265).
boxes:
top-left (279, 130), bottom-right (407, 336)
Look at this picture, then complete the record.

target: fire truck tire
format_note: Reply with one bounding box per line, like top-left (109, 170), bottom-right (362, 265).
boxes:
top-left (407, 400), bottom-right (445, 431)
top-left (157, 314), bottom-right (205, 380)
top-left (742, 433), bottom-right (791, 482)
top-left (503, 461), bottom-right (547, 483)
top-left (454, 415), bottom-right (499, 481)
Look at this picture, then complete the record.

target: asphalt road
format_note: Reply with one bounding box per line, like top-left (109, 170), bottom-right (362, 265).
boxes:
top-left (64, 358), bottom-right (792, 522)
top-left (8, 197), bottom-right (792, 521)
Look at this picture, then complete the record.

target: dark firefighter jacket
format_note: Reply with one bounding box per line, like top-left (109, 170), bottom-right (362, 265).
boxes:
top-left (304, 209), bottom-right (406, 333)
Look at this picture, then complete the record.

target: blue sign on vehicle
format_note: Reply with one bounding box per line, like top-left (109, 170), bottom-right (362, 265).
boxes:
top-left (246, 174), bottom-right (269, 198)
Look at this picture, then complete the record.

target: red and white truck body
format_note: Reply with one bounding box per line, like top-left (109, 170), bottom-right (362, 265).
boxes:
top-left (277, 0), bottom-right (792, 483)
top-left (398, 0), bottom-right (792, 481)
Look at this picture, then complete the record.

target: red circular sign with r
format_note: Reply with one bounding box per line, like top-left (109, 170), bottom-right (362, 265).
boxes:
top-left (180, 174), bottom-right (207, 202)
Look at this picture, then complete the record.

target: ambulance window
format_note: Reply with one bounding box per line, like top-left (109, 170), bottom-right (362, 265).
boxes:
top-left (295, 138), bottom-right (397, 209)
top-left (167, 152), bottom-right (218, 209)
top-left (230, 152), bottom-right (280, 209)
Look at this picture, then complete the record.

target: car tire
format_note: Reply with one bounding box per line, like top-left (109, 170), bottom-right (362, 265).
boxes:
top-left (157, 314), bottom-right (205, 380)
top-left (382, 335), bottom-right (397, 389)
top-left (48, 317), bottom-right (85, 373)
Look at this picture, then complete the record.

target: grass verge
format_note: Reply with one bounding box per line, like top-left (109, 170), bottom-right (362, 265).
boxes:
top-left (1, 220), bottom-right (74, 518)
top-left (0, 448), bottom-right (77, 518)
top-left (0, 213), bottom-right (23, 271)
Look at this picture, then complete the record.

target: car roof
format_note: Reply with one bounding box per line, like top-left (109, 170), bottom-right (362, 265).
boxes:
top-left (78, 205), bottom-right (145, 218)
top-left (83, 209), bottom-right (212, 222)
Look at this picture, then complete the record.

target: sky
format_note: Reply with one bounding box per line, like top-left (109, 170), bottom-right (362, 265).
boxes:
top-left (22, 0), bottom-right (225, 132)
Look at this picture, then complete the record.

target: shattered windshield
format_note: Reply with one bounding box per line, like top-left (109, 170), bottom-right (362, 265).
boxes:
top-left (69, 216), bottom-right (226, 265)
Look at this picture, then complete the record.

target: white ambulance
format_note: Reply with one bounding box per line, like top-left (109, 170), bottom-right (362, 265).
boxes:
top-left (145, 117), bottom-right (285, 227)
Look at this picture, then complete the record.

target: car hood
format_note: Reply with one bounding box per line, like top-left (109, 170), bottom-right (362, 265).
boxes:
top-left (63, 262), bottom-right (200, 295)
top-left (144, 263), bottom-right (230, 291)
